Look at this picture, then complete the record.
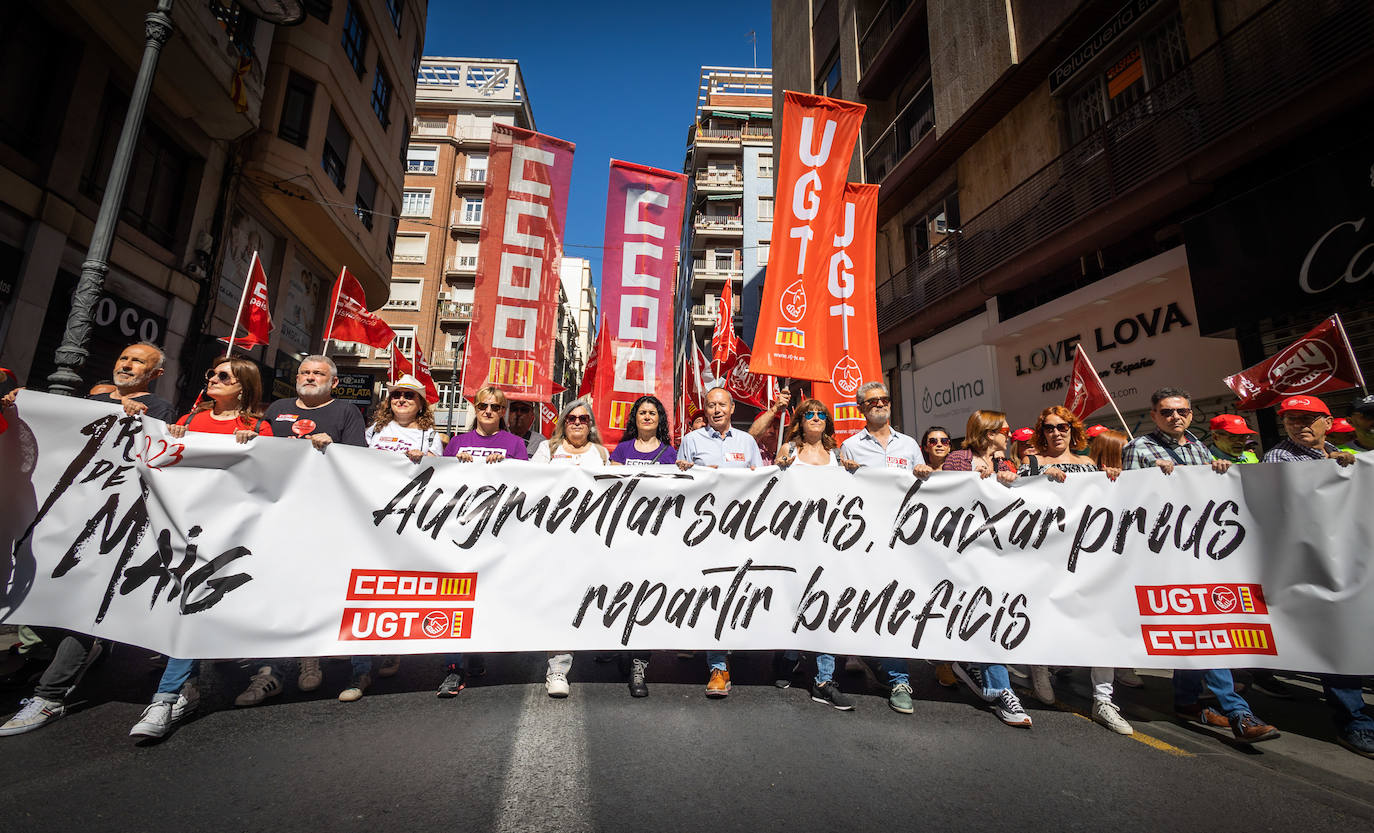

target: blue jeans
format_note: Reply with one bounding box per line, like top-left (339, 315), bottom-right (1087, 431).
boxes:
top-left (967, 663), bottom-right (1011, 696)
top-left (879, 657), bottom-right (908, 687)
top-left (707, 651), bottom-right (727, 672)
top-left (152, 658), bottom-right (196, 702)
top-left (1322, 675), bottom-right (1374, 732)
top-left (1173, 668), bottom-right (1251, 718)
top-left (443, 653), bottom-right (466, 670)
top-left (815, 653), bottom-right (835, 684)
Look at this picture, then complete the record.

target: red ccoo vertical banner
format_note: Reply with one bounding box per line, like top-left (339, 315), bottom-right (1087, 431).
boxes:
top-left (812, 183), bottom-right (881, 443)
top-left (750, 92), bottom-right (866, 381)
top-left (588, 160), bottom-right (687, 444)
top-left (463, 124), bottom-right (575, 403)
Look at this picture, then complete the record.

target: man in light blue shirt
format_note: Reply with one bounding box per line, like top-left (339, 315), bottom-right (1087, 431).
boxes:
top-left (838, 382), bottom-right (932, 716)
top-left (678, 386), bottom-right (761, 698)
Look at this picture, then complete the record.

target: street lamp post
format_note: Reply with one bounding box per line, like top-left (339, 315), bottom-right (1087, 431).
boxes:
top-left (446, 334), bottom-right (465, 430)
top-left (46, 0), bottom-right (176, 395)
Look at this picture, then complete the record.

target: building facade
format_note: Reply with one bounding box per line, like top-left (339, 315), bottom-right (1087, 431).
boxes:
top-left (772, 0), bottom-right (1374, 443)
top-left (559, 256), bottom-right (598, 407)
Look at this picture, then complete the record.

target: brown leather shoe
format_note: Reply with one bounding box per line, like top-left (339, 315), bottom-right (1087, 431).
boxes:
top-left (706, 668), bottom-right (731, 698)
top-left (1231, 713), bottom-right (1280, 743)
top-left (1175, 703), bottom-right (1230, 728)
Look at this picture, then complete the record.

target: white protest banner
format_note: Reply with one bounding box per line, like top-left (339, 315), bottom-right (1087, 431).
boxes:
top-left (2, 392), bottom-right (1372, 673)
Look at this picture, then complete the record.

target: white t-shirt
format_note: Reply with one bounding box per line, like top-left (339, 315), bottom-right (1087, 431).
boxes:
top-left (532, 440), bottom-right (608, 467)
top-left (784, 442), bottom-right (838, 467)
top-left (366, 421), bottom-right (445, 457)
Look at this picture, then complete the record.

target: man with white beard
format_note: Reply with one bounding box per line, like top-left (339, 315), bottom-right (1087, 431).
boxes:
top-left (234, 355), bottom-right (367, 707)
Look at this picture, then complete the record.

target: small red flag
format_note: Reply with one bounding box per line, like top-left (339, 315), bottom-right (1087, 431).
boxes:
top-left (413, 343), bottom-right (441, 405)
top-left (577, 316), bottom-right (606, 400)
top-left (712, 280), bottom-right (736, 366)
top-left (1224, 315), bottom-right (1365, 410)
top-left (1065, 347), bottom-right (1112, 421)
top-left (325, 266), bottom-right (395, 350)
top-left (389, 342), bottom-right (413, 383)
top-left (219, 251), bottom-right (273, 349)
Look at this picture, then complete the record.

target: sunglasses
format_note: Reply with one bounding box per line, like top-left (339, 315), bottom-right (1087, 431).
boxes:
top-left (205, 369), bottom-right (236, 384)
top-left (475, 402), bottom-right (504, 412)
top-left (390, 390), bottom-right (419, 401)
top-left (925, 437), bottom-right (950, 445)
top-left (801, 410), bottom-right (827, 420)
top-left (996, 425), bottom-right (1011, 435)
top-left (862, 396), bottom-right (891, 408)
top-left (1157, 408), bottom-right (1192, 417)
top-left (565, 414), bottom-right (591, 425)
top-left (1042, 423), bottom-right (1071, 433)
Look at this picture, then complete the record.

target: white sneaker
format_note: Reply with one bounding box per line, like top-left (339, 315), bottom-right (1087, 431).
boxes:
top-left (1030, 665), bottom-right (1055, 705)
top-left (0, 697), bottom-right (64, 736)
top-left (1092, 699), bottom-right (1134, 735)
top-left (130, 700), bottom-right (174, 738)
top-left (994, 689), bottom-right (1033, 728)
top-left (545, 672), bottom-right (570, 698)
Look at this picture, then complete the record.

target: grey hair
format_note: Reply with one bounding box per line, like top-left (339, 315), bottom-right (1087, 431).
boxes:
top-left (300, 354), bottom-right (338, 377)
top-left (130, 342), bottom-right (166, 371)
top-left (855, 381), bottom-right (888, 407)
top-left (547, 398), bottom-right (606, 460)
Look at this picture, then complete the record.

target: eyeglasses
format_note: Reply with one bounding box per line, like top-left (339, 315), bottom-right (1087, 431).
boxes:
top-left (862, 396), bottom-right (891, 408)
top-left (996, 425), bottom-right (1011, 435)
top-left (475, 402), bottom-right (504, 412)
top-left (1042, 423), bottom-right (1071, 434)
top-left (801, 410), bottom-right (827, 420)
top-left (389, 391), bottom-right (419, 401)
top-left (1157, 408), bottom-right (1192, 417)
top-left (925, 437), bottom-right (950, 446)
top-left (205, 369), bottom-right (237, 384)
top-left (565, 414), bottom-right (591, 425)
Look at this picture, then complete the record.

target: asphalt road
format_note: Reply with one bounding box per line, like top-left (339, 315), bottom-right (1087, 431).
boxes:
top-left (1, 647), bottom-right (1372, 832)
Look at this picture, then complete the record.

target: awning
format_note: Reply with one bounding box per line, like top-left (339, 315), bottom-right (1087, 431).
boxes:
top-left (706, 193), bottom-right (741, 201)
top-left (710, 110), bottom-right (749, 120)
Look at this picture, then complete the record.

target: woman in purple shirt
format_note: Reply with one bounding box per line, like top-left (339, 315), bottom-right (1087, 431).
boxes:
top-left (609, 394), bottom-right (677, 467)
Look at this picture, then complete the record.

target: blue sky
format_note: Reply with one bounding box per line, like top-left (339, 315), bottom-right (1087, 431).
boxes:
top-left (423, 0), bottom-right (773, 288)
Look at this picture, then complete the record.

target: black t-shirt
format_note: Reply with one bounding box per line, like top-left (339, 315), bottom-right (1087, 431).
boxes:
top-left (262, 397), bottom-right (366, 446)
top-left (87, 391), bottom-right (178, 423)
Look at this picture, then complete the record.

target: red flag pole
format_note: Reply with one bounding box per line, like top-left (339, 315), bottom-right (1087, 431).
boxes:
top-left (1333, 313), bottom-right (1368, 397)
top-left (225, 251), bottom-right (259, 360)
top-left (321, 266), bottom-right (346, 354)
top-left (1081, 349), bottom-right (1132, 440)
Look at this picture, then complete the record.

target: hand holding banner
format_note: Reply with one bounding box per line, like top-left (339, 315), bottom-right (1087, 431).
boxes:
top-left (324, 266), bottom-right (395, 350)
top-left (1224, 315), bottom-right (1366, 409)
top-left (219, 251), bottom-right (273, 352)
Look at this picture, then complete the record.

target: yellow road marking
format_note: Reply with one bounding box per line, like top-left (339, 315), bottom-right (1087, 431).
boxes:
top-left (1055, 701), bottom-right (1193, 757)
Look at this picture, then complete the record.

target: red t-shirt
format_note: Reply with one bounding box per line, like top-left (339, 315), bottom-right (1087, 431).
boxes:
top-left (176, 410), bottom-right (272, 436)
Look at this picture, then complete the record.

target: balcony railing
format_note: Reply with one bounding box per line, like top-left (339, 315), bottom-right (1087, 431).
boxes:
top-left (875, 0), bottom-right (1374, 334)
top-left (438, 300), bottom-right (473, 322)
top-left (456, 168), bottom-right (487, 186)
top-left (695, 128), bottom-right (741, 143)
top-left (414, 118), bottom-right (448, 135)
top-left (431, 350), bottom-right (465, 369)
top-left (450, 209), bottom-right (481, 228)
top-left (694, 213), bottom-right (744, 232)
top-left (445, 254), bottom-right (478, 275)
top-left (858, 0), bottom-right (915, 77)
top-left (741, 125), bottom-right (773, 143)
top-left (696, 169), bottom-right (744, 187)
top-left (328, 342), bottom-right (370, 357)
top-left (863, 80), bottom-right (935, 183)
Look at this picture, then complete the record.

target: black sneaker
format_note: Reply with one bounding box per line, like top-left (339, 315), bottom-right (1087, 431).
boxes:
top-left (628, 658), bottom-right (649, 698)
top-left (467, 656), bottom-right (486, 678)
top-left (773, 653), bottom-right (798, 688)
top-left (810, 680), bottom-right (854, 711)
top-left (436, 667), bottom-right (464, 698)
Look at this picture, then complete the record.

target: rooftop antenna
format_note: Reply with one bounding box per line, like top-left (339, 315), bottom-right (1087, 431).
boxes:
top-left (747, 30), bottom-right (757, 68)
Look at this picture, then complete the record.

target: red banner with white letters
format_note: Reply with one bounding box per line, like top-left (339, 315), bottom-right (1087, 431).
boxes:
top-left (811, 183), bottom-right (880, 444)
top-left (588, 161), bottom-right (686, 444)
top-left (1223, 315), bottom-right (1365, 409)
top-left (463, 125), bottom-right (575, 403)
top-left (750, 92), bottom-right (866, 381)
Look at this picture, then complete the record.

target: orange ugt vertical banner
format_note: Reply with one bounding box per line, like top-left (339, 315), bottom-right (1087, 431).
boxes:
top-left (812, 183), bottom-right (881, 444)
top-left (750, 91), bottom-right (866, 381)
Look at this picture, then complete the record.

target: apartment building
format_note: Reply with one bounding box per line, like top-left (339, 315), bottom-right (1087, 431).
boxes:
top-left (773, 0), bottom-right (1374, 443)
top-left (0, 0), bottom-right (424, 409)
top-left (676, 67), bottom-right (775, 366)
top-left (559, 256), bottom-right (598, 407)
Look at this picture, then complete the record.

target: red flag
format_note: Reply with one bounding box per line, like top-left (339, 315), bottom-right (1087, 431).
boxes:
top-left (389, 342), bottom-right (413, 382)
top-left (539, 402), bottom-right (557, 437)
top-left (412, 343), bottom-right (441, 405)
top-left (464, 124), bottom-right (575, 403)
top-left (751, 92), bottom-right (867, 380)
top-left (325, 266), bottom-right (395, 350)
top-left (1065, 347), bottom-right (1113, 420)
top-left (712, 279), bottom-right (736, 366)
top-left (577, 316), bottom-right (606, 400)
top-left (1224, 315), bottom-right (1365, 409)
top-left (219, 251), bottom-right (273, 350)
top-left (717, 330), bottom-right (770, 408)
top-left (811, 184), bottom-right (882, 444)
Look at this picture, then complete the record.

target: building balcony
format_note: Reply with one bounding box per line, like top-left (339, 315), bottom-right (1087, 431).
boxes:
top-left (328, 341), bottom-right (371, 358)
top-left (696, 169), bottom-right (744, 189)
top-left (438, 300), bottom-right (473, 322)
top-left (874, 0), bottom-right (1374, 338)
top-left (741, 125), bottom-right (773, 144)
top-left (864, 80), bottom-right (935, 184)
top-left (413, 117), bottom-right (449, 137)
top-left (691, 263), bottom-right (744, 283)
top-left (450, 209), bottom-right (481, 230)
top-left (445, 255), bottom-right (478, 276)
top-left (693, 214), bottom-right (744, 234)
top-left (430, 349), bottom-right (465, 370)
top-left (455, 169), bottom-right (488, 188)
top-left (694, 127), bottom-right (741, 146)
top-left (857, 0), bottom-right (927, 99)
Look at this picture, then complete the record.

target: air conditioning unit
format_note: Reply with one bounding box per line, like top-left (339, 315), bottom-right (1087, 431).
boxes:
top-left (437, 290), bottom-right (451, 301)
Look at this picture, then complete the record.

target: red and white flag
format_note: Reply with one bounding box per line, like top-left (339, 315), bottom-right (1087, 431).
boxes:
top-left (717, 330), bottom-right (771, 409)
top-left (577, 316), bottom-right (606, 401)
top-left (412, 343), bottom-right (441, 405)
top-left (712, 278), bottom-right (736, 367)
top-left (1224, 315), bottom-right (1365, 409)
top-left (219, 251), bottom-right (272, 351)
top-left (1065, 347), bottom-right (1113, 421)
top-left (463, 124), bottom-right (575, 404)
top-left (324, 266), bottom-right (395, 350)
top-left (389, 341), bottom-right (413, 382)
top-left (539, 402), bottom-right (557, 437)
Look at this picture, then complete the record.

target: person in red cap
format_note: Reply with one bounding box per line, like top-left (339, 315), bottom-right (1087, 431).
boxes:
top-left (1328, 417), bottom-right (1357, 449)
top-left (1260, 395), bottom-right (1369, 758)
top-left (1084, 424), bottom-right (1109, 439)
top-left (1009, 427), bottom-right (1034, 467)
top-left (1207, 414), bottom-right (1259, 464)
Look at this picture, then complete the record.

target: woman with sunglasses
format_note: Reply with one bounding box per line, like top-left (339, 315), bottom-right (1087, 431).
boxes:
top-left (921, 426), bottom-right (952, 470)
top-left (609, 394), bottom-right (677, 467)
top-left (941, 410), bottom-right (1032, 727)
top-left (365, 375), bottom-right (447, 463)
top-left (773, 400), bottom-right (854, 709)
top-left (130, 357), bottom-right (270, 738)
top-left (434, 386), bottom-right (528, 700)
top-left (533, 399), bottom-right (608, 697)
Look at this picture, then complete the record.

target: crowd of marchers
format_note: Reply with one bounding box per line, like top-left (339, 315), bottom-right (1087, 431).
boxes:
top-left (0, 341), bottom-right (1371, 762)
